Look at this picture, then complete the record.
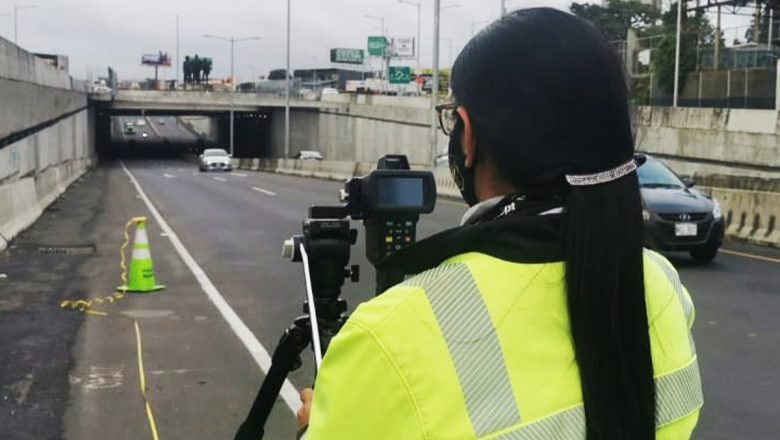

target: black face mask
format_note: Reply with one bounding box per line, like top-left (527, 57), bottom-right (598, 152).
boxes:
top-left (448, 121), bottom-right (479, 206)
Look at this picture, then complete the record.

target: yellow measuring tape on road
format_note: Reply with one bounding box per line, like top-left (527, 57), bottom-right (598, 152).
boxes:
top-left (59, 216), bottom-right (163, 440)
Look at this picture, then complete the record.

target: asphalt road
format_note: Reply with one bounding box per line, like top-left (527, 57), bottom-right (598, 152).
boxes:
top-left (111, 116), bottom-right (199, 145)
top-left (1, 158), bottom-right (778, 439)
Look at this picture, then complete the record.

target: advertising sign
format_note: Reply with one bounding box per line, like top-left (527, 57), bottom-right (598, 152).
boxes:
top-left (390, 37), bottom-right (415, 58)
top-left (141, 52), bottom-right (172, 67)
top-left (330, 48), bottom-right (365, 65)
top-left (367, 36), bottom-right (388, 57)
top-left (389, 66), bottom-right (411, 84)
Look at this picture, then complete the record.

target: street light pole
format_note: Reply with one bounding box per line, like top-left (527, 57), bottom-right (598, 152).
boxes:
top-left (13, 5), bottom-right (36, 45)
top-left (285, 0), bottom-right (291, 160)
top-left (399, 0), bottom-right (421, 93)
top-left (501, 0), bottom-right (506, 17)
top-left (230, 36), bottom-right (235, 156)
top-left (673, 0), bottom-right (683, 107)
top-left (365, 14), bottom-right (386, 83)
top-left (431, 0), bottom-right (441, 166)
top-left (203, 34), bottom-right (261, 156)
top-left (176, 14), bottom-right (180, 88)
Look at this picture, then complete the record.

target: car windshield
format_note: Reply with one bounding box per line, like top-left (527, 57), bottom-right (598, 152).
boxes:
top-left (204, 149), bottom-right (228, 157)
top-left (637, 159), bottom-right (685, 189)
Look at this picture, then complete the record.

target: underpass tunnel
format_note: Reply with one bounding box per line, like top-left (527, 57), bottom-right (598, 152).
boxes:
top-left (94, 109), bottom-right (273, 160)
top-left (214, 110), bottom-right (273, 158)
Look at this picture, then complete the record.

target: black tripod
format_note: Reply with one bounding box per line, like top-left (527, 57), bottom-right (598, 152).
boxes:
top-left (234, 297), bottom-right (347, 440)
top-left (234, 218), bottom-right (356, 440)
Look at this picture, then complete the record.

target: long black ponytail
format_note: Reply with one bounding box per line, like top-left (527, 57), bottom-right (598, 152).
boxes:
top-left (451, 8), bottom-right (655, 439)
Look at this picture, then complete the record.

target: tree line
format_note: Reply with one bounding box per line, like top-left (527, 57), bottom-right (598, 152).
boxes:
top-left (570, 0), bottom-right (780, 95)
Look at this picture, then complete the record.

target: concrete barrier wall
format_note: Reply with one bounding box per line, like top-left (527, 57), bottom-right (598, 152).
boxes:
top-left (0, 38), bottom-right (95, 252)
top-left (269, 101), bottom-right (447, 166)
top-left (0, 37), bottom-right (86, 141)
top-left (0, 110), bottom-right (95, 251)
top-left (635, 106), bottom-right (780, 180)
top-left (0, 36), bottom-right (72, 88)
top-left (700, 187), bottom-right (780, 248)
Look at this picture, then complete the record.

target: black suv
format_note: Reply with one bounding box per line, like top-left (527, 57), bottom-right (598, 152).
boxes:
top-left (639, 156), bottom-right (725, 263)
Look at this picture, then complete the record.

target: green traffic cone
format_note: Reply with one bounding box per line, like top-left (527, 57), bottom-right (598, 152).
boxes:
top-left (118, 219), bottom-right (165, 293)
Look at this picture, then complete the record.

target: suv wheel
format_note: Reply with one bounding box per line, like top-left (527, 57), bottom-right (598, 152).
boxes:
top-left (690, 245), bottom-right (718, 263)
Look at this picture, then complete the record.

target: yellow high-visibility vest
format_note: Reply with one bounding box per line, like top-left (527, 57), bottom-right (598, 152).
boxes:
top-left (307, 249), bottom-right (702, 439)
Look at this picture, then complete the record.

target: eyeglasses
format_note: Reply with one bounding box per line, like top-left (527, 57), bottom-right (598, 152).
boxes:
top-left (435, 102), bottom-right (459, 136)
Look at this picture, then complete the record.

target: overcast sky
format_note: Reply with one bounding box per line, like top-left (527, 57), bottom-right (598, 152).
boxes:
top-left (2, 0), bottom-right (751, 83)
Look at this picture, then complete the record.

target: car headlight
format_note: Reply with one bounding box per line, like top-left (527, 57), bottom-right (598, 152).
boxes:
top-left (642, 209), bottom-right (651, 221)
top-left (712, 199), bottom-right (723, 219)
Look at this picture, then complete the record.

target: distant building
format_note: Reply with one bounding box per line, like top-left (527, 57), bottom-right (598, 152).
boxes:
top-left (293, 68), bottom-right (372, 91)
top-left (603, 0), bottom-right (660, 9)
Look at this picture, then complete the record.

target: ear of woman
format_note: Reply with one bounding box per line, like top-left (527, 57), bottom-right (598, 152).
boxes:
top-left (456, 107), bottom-right (476, 169)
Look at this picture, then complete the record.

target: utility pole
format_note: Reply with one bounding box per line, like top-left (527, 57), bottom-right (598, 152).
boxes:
top-left (176, 14), bottom-right (180, 88)
top-left (365, 15), bottom-right (386, 82)
top-left (673, 0), bottom-right (683, 107)
top-left (13, 5), bottom-right (36, 45)
top-left (231, 36), bottom-right (235, 156)
top-left (431, 0), bottom-right (441, 166)
top-left (285, 0), bottom-right (291, 159)
top-left (399, 0), bottom-right (422, 93)
top-left (714, 5), bottom-right (721, 71)
top-left (204, 34), bottom-right (261, 156)
top-left (501, 0), bottom-right (506, 17)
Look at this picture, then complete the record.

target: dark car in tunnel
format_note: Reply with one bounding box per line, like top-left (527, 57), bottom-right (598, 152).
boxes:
top-left (639, 156), bottom-right (725, 263)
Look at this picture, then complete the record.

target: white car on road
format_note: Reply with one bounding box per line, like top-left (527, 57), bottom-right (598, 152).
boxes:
top-left (199, 148), bottom-right (233, 172)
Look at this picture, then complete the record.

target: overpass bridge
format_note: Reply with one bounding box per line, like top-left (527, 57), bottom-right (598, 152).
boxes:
top-left (90, 90), bottom-right (348, 114)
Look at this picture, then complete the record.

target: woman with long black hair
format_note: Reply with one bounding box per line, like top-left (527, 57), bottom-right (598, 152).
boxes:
top-left (298, 8), bottom-right (702, 439)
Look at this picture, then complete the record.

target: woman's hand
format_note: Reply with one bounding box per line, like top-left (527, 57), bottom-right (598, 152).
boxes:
top-left (297, 388), bottom-right (314, 431)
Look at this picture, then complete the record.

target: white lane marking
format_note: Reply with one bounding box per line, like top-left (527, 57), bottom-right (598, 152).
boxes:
top-left (213, 177), bottom-right (228, 182)
top-left (231, 172), bottom-right (248, 177)
top-left (251, 187), bottom-right (277, 197)
top-left (120, 161), bottom-right (300, 413)
top-left (163, 173), bottom-right (176, 179)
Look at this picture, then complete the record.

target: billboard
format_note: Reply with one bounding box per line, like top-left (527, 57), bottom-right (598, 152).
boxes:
top-left (330, 48), bottom-right (365, 65)
top-left (141, 52), bottom-right (172, 67)
top-left (367, 36), bottom-right (388, 57)
top-left (390, 37), bottom-right (415, 59)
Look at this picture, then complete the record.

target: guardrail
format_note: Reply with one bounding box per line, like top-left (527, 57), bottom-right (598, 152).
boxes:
top-left (235, 159), bottom-right (780, 249)
top-left (703, 187), bottom-right (780, 248)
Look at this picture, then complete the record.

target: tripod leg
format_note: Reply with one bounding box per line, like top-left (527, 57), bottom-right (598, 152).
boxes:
top-left (234, 323), bottom-right (310, 440)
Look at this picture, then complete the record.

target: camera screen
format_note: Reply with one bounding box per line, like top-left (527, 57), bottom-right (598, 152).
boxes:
top-left (376, 176), bottom-right (425, 208)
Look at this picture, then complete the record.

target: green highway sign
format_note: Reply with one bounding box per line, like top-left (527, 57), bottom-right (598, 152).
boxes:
top-left (330, 48), bottom-right (364, 65)
top-left (367, 36), bottom-right (387, 57)
top-left (389, 66), bottom-right (411, 84)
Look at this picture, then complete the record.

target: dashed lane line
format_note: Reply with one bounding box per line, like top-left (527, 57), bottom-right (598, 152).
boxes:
top-left (163, 173), bottom-right (176, 179)
top-left (213, 177), bottom-right (228, 182)
top-left (231, 172), bottom-right (248, 177)
top-left (251, 187), bottom-right (277, 197)
top-left (120, 161), bottom-right (300, 413)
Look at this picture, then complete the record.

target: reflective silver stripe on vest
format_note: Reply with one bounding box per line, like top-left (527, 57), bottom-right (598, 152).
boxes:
top-left (645, 250), bottom-right (697, 354)
top-left (645, 250), bottom-right (694, 327)
top-left (655, 358), bottom-right (703, 426)
top-left (404, 264), bottom-right (522, 436)
top-left (495, 406), bottom-right (585, 440)
top-left (494, 360), bottom-right (702, 438)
